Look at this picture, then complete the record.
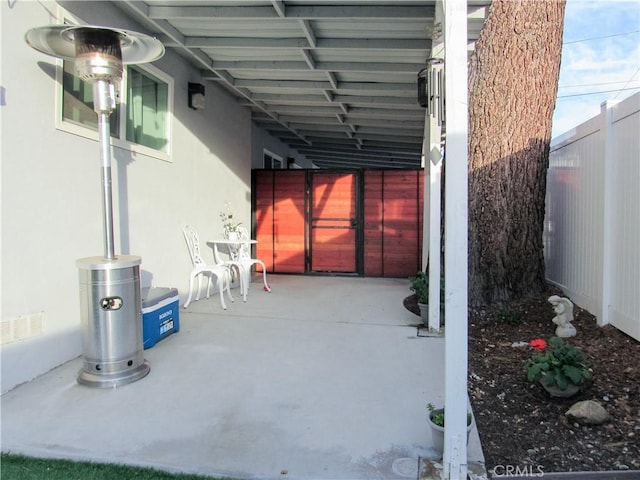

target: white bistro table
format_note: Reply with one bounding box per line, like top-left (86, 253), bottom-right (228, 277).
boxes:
top-left (210, 238), bottom-right (257, 261)
top-left (208, 238), bottom-right (268, 302)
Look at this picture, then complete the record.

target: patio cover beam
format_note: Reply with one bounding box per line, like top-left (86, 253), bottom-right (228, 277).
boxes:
top-left (147, 5), bottom-right (435, 20)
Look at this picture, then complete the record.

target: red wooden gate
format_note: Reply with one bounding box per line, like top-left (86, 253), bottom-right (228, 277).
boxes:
top-left (310, 172), bottom-right (357, 273)
top-left (253, 169), bottom-right (423, 278)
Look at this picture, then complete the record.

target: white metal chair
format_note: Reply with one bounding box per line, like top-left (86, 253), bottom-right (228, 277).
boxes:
top-left (229, 225), bottom-right (271, 297)
top-left (211, 237), bottom-right (247, 302)
top-left (183, 225), bottom-right (234, 310)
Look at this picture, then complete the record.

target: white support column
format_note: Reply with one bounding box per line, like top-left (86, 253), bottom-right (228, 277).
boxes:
top-left (422, 110), bottom-right (431, 271)
top-left (428, 147), bottom-right (442, 332)
top-left (428, 19), bottom-right (445, 332)
top-left (442, 0), bottom-right (468, 478)
top-left (600, 100), bottom-right (618, 326)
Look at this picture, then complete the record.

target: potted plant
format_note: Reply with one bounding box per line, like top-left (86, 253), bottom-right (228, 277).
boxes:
top-left (409, 271), bottom-right (429, 324)
top-left (427, 403), bottom-right (474, 456)
top-left (525, 336), bottom-right (592, 397)
top-left (409, 271), bottom-right (445, 326)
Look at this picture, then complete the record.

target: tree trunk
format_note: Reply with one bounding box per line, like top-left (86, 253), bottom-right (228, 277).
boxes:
top-left (468, 0), bottom-right (566, 306)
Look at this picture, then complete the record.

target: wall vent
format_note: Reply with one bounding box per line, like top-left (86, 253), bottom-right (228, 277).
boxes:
top-left (1, 312), bottom-right (45, 345)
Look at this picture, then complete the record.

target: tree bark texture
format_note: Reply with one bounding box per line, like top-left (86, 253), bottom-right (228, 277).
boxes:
top-left (468, 0), bottom-right (566, 306)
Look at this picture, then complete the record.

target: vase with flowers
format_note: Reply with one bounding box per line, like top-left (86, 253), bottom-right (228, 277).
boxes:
top-left (220, 203), bottom-right (241, 237)
top-left (525, 336), bottom-right (592, 397)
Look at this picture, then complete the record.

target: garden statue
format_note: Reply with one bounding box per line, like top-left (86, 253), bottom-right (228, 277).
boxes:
top-left (548, 295), bottom-right (576, 337)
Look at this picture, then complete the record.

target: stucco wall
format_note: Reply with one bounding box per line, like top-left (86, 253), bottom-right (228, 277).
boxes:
top-left (0, 1), bottom-right (281, 392)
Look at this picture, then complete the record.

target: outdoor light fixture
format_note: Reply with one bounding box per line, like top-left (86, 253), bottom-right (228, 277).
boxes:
top-left (25, 25), bottom-right (164, 388)
top-left (417, 58), bottom-right (444, 125)
top-left (417, 67), bottom-right (428, 108)
top-left (188, 82), bottom-right (205, 110)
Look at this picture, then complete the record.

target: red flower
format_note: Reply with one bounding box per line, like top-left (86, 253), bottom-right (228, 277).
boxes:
top-left (529, 338), bottom-right (547, 351)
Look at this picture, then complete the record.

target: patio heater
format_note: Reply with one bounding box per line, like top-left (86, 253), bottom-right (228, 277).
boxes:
top-left (25, 25), bottom-right (164, 388)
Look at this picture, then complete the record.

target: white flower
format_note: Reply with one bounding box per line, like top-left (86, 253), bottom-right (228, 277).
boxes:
top-left (220, 203), bottom-right (241, 232)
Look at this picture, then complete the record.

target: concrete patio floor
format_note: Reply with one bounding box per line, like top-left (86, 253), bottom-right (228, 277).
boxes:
top-left (1, 275), bottom-right (485, 480)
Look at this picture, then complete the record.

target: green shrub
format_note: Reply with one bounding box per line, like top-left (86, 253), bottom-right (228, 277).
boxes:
top-left (409, 271), bottom-right (429, 304)
top-left (525, 336), bottom-right (592, 390)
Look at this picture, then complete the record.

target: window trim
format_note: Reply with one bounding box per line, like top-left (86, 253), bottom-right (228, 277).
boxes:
top-left (54, 9), bottom-right (174, 162)
top-left (263, 149), bottom-right (283, 169)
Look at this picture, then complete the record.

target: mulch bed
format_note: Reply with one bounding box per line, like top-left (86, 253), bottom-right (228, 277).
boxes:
top-left (405, 289), bottom-right (640, 476)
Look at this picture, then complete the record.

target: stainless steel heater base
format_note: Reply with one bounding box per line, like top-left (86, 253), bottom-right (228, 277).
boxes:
top-left (77, 359), bottom-right (150, 388)
top-left (77, 255), bottom-right (150, 388)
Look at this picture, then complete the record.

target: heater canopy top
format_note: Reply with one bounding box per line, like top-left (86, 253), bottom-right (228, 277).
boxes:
top-left (25, 25), bottom-right (164, 64)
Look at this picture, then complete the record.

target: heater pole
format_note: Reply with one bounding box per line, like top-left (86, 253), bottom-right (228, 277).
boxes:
top-left (98, 112), bottom-right (115, 260)
top-left (94, 80), bottom-right (116, 260)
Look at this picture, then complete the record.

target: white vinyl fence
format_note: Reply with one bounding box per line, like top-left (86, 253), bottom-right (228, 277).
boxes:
top-left (545, 92), bottom-right (640, 341)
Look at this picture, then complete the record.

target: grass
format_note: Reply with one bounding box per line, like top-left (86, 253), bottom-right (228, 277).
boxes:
top-left (0, 454), bottom-right (239, 480)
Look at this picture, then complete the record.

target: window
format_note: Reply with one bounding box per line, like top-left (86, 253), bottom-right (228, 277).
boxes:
top-left (56, 21), bottom-right (173, 161)
top-left (263, 150), bottom-right (283, 169)
top-left (62, 60), bottom-right (120, 136)
top-left (125, 66), bottom-right (169, 153)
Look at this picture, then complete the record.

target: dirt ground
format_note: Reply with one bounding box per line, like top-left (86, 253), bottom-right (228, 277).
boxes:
top-left (405, 288), bottom-right (640, 476)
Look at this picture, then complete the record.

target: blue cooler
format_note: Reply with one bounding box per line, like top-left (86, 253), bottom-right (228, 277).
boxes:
top-left (141, 287), bottom-right (179, 349)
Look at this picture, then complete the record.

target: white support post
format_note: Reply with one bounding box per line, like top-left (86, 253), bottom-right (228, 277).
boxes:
top-left (428, 23), bottom-right (445, 332)
top-left (422, 110), bottom-right (431, 271)
top-left (600, 100), bottom-right (618, 326)
top-left (428, 150), bottom-right (442, 332)
top-left (442, 0), bottom-right (468, 479)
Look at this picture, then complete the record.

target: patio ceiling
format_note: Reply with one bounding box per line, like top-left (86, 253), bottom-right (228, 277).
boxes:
top-left (114, 0), bottom-right (491, 169)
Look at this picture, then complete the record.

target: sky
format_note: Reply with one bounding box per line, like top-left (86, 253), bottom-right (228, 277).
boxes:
top-left (551, 0), bottom-right (640, 138)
